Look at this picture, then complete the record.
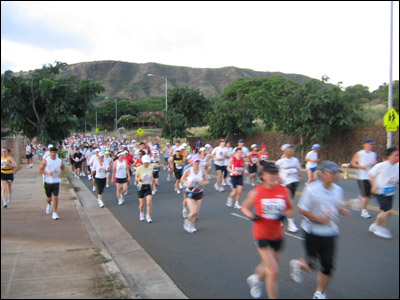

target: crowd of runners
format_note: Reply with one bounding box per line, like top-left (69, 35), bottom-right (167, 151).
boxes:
top-left (1, 133), bottom-right (398, 299)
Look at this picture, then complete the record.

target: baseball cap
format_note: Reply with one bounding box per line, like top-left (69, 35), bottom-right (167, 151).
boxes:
top-left (281, 144), bottom-right (293, 151)
top-left (98, 152), bottom-right (105, 157)
top-left (318, 161), bottom-right (343, 173)
top-left (311, 144), bottom-right (321, 150)
top-left (261, 145), bottom-right (268, 149)
top-left (142, 155), bottom-right (151, 163)
top-left (238, 139), bottom-right (244, 143)
top-left (363, 138), bottom-right (375, 145)
top-left (192, 154), bottom-right (201, 162)
top-left (105, 151), bottom-right (110, 155)
top-left (199, 147), bottom-right (206, 152)
top-left (251, 144), bottom-right (258, 149)
top-left (260, 161), bottom-right (279, 173)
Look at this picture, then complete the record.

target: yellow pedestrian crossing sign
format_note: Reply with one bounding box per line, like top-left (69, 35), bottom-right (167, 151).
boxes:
top-left (384, 108), bottom-right (399, 132)
top-left (137, 128), bottom-right (143, 135)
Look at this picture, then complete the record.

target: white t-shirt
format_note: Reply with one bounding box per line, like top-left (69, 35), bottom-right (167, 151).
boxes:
top-left (298, 181), bottom-right (344, 236)
top-left (368, 161), bottom-right (399, 196)
top-left (233, 146), bottom-right (250, 158)
top-left (276, 157), bottom-right (301, 186)
top-left (224, 147), bottom-right (234, 166)
top-left (92, 160), bottom-right (108, 179)
top-left (356, 150), bottom-right (377, 180)
top-left (305, 150), bottom-right (319, 169)
top-left (44, 157), bottom-right (62, 184)
top-left (212, 146), bottom-right (228, 166)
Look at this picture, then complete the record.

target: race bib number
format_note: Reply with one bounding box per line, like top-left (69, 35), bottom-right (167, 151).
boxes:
top-left (235, 167), bottom-right (244, 175)
top-left (384, 186), bottom-right (396, 196)
top-left (287, 168), bottom-right (298, 178)
top-left (1, 160), bottom-right (7, 168)
top-left (251, 157), bottom-right (258, 164)
top-left (261, 198), bottom-right (286, 220)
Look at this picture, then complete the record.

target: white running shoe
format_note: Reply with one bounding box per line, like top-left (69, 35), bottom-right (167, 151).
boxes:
top-left (167, 174), bottom-right (171, 181)
top-left (46, 203), bottom-right (53, 214)
top-left (139, 213), bottom-right (145, 221)
top-left (287, 220), bottom-right (299, 233)
top-left (52, 212), bottom-right (59, 220)
top-left (98, 200), bottom-right (104, 208)
top-left (118, 198), bottom-right (124, 205)
top-left (368, 223), bottom-right (377, 233)
top-left (177, 189), bottom-right (181, 194)
top-left (106, 184), bottom-right (110, 188)
top-left (145, 215), bottom-right (152, 223)
top-left (226, 197), bottom-right (234, 208)
top-left (372, 226), bottom-right (393, 239)
top-left (92, 186), bottom-right (96, 192)
top-left (218, 186), bottom-right (225, 192)
top-left (313, 291), bottom-right (327, 299)
top-left (234, 202), bottom-right (242, 209)
top-left (246, 274), bottom-right (263, 299)
top-left (184, 219), bottom-right (194, 233)
top-left (7, 195), bottom-right (12, 204)
top-left (290, 259), bottom-right (303, 283)
top-left (361, 209), bottom-right (371, 218)
top-left (222, 179), bottom-right (227, 186)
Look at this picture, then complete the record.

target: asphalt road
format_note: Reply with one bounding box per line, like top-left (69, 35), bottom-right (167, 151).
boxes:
top-left (78, 165), bottom-right (399, 299)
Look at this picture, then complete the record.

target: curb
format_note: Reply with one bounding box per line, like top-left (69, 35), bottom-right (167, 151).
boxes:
top-left (65, 167), bottom-right (187, 299)
top-left (69, 187), bottom-right (138, 299)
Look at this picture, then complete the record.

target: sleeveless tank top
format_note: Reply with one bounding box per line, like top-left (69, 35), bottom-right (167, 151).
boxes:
top-left (44, 157), bottom-right (62, 184)
top-left (231, 156), bottom-right (244, 177)
top-left (253, 184), bottom-right (290, 240)
top-left (186, 167), bottom-right (204, 192)
top-left (115, 160), bottom-right (127, 179)
top-left (1, 156), bottom-right (13, 174)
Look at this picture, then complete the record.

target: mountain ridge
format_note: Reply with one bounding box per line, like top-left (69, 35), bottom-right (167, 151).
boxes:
top-left (60, 60), bottom-right (315, 100)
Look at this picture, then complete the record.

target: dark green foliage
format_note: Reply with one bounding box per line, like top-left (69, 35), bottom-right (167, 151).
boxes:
top-left (1, 62), bottom-right (104, 144)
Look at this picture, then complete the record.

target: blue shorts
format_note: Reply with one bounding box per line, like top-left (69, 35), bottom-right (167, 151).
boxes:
top-left (308, 167), bottom-right (317, 172)
top-left (230, 176), bottom-right (243, 188)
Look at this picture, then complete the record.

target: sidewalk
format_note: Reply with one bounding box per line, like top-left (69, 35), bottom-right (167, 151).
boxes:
top-left (1, 158), bottom-right (186, 299)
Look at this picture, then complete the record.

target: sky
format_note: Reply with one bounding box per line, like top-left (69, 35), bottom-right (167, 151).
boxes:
top-left (1, 1), bottom-right (399, 91)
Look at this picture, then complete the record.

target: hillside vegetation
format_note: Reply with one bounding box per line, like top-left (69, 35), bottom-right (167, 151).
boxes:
top-left (60, 60), bottom-right (314, 100)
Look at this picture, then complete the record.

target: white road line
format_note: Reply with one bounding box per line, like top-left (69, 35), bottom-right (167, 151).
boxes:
top-left (230, 212), bottom-right (250, 221)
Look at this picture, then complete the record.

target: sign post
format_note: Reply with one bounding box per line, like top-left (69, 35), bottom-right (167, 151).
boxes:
top-left (137, 128), bottom-right (143, 142)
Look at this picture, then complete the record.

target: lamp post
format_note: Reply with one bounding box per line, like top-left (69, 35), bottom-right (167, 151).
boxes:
top-left (147, 73), bottom-right (168, 112)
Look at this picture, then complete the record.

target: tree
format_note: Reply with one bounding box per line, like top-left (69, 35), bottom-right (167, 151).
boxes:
top-left (118, 114), bottom-right (136, 129)
top-left (206, 78), bottom-right (262, 139)
top-left (257, 78), bottom-right (363, 155)
top-left (168, 87), bottom-right (210, 127)
top-left (158, 110), bottom-right (190, 141)
top-left (1, 62), bottom-right (104, 144)
top-left (344, 84), bottom-right (372, 104)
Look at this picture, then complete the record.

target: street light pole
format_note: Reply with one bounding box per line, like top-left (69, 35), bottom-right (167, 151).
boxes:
top-left (147, 73), bottom-right (168, 113)
top-left (115, 98), bottom-right (118, 135)
top-left (387, 1), bottom-right (393, 148)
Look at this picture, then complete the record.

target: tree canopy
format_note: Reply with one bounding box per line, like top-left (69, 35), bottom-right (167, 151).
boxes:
top-left (1, 62), bottom-right (104, 144)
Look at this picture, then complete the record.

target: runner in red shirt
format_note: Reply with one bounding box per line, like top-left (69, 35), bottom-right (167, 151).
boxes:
top-left (241, 161), bottom-right (294, 299)
top-left (226, 148), bottom-right (248, 209)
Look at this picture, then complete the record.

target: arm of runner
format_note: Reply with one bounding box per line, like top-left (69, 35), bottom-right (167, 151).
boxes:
top-left (240, 190), bottom-right (258, 221)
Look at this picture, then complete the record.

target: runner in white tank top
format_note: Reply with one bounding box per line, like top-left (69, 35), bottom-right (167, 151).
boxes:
top-left (181, 155), bottom-right (209, 233)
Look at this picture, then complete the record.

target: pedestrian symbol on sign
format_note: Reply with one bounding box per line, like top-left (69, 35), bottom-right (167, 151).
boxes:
top-left (383, 108), bottom-right (399, 132)
top-left (137, 128), bottom-right (143, 135)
